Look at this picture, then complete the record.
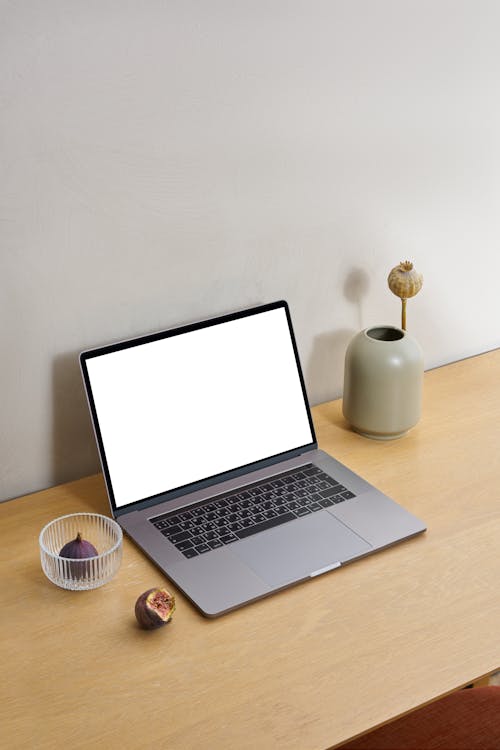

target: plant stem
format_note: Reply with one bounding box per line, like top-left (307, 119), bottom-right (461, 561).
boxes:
top-left (401, 298), bottom-right (407, 330)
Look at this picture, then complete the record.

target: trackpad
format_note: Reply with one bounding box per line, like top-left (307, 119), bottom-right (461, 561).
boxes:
top-left (233, 512), bottom-right (371, 587)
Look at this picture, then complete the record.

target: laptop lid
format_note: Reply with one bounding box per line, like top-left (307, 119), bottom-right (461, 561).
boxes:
top-left (80, 301), bottom-right (317, 518)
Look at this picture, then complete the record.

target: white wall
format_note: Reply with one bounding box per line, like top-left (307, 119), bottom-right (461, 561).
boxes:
top-left (2, 0), bottom-right (500, 501)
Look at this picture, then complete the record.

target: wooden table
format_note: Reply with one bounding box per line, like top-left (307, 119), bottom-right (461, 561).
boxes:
top-left (2, 350), bottom-right (500, 750)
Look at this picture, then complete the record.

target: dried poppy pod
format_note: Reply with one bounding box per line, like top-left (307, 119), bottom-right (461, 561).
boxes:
top-left (387, 260), bottom-right (423, 330)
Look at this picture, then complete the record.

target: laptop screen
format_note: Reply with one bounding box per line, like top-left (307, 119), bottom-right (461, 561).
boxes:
top-left (81, 302), bottom-right (315, 510)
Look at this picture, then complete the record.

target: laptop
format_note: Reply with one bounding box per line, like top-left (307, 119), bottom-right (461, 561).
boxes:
top-left (80, 300), bottom-right (426, 617)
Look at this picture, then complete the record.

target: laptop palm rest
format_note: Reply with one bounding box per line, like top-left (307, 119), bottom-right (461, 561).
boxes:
top-left (234, 512), bottom-right (371, 587)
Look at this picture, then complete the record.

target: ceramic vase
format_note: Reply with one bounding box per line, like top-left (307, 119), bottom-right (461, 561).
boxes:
top-left (342, 326), bottom-right (424, 440)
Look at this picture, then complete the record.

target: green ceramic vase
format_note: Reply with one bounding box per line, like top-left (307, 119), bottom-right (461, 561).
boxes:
top-left (342, 326), bottom-right (424, 440)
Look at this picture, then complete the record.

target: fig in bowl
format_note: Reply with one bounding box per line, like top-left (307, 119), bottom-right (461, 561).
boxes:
top-left (135, 587), bottom-right (176, 629)
top-left (39, 513), bottom-right (122, 590)
top-left (59, 531), bottom-right (99, 579)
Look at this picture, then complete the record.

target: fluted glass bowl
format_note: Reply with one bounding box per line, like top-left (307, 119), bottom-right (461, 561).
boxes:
top-left (39, 513), bottom-right (123, 590)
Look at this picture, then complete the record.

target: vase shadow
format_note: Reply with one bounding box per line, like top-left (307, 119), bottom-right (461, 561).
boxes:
top-left (343, 268), bottom-right (371, 331)
top-left (306, 328), bottom-right (357, 406)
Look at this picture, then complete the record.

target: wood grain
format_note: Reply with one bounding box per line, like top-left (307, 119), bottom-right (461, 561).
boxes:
top-left (1, 349), bottom-right (500, 750)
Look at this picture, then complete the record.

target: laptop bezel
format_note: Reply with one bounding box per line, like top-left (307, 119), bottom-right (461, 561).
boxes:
top-left (80, 300), bottom-right (318, 518)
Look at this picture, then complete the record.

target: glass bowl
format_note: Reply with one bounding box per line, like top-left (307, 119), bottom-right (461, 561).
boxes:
top-left (39, 512), bottom-right (123, 590)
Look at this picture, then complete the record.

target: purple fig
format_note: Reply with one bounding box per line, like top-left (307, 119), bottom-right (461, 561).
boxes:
top-left (59, 532), bottom-right (98, 579)
top-left (135, 587), bottom-right (176, 630)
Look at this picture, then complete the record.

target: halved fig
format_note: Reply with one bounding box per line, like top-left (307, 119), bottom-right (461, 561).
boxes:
top-left (135, 587), bottom-right (176, 629)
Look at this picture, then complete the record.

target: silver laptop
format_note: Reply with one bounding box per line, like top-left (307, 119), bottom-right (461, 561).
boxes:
top-left (80, 301), bottom-right (426, 617)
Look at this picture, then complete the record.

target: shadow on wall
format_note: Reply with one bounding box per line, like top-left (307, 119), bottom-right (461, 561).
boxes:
top-left (51, 351), bottom-right (101, 487)
top-left (306, 328), bottom-right (357, 406)
top-left (306, 267), bottom-right (371, 406)
top-left (343, 268), bottom-right (370, 332)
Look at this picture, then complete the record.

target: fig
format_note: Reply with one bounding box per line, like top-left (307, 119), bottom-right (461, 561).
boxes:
top-left (135, 587), bottom-right (176, 630)
top-left (59, 532), bottom-right (98, 579)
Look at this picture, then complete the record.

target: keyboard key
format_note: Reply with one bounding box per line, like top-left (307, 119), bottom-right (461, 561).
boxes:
top-left (195, 543), bottom-right (211, 554)
top-left (183, 548), bottom-right (198, 558)
top-left (176, 538), bottom-right (194, 551)
top-left (200, 521), bottom-right (216, 532)
top-left (190, 535), bottom-right (205, 547)
top-left (341, 491), bottom-right (355, 499)
top-left (320, 486), bottom-right (342, 499)
top-left (324, 476), bottom-right (341, 486)
top-left (319, 498), bottom-right (335, 508)
top-left (220, 533), bottom-right (238, 544)
top-left (169, 530), bottom-right (192, 544)
top-left (295, 507), bottom-right (311, 516)
top-left (315, 480), bottom-right (330, 490)
top-left (236, 512), bottom-right (296, 540)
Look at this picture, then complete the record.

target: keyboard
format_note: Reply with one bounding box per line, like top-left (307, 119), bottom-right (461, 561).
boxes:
top-left (150, 464), bottom-right (356, 558)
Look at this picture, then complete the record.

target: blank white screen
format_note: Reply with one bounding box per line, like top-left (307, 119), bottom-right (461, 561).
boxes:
top-left (86, 307), bottom-right (314, 508)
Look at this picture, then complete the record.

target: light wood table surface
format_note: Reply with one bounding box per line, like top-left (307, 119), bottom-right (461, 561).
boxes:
top-left (2, 349), bottom-right (500, 750)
